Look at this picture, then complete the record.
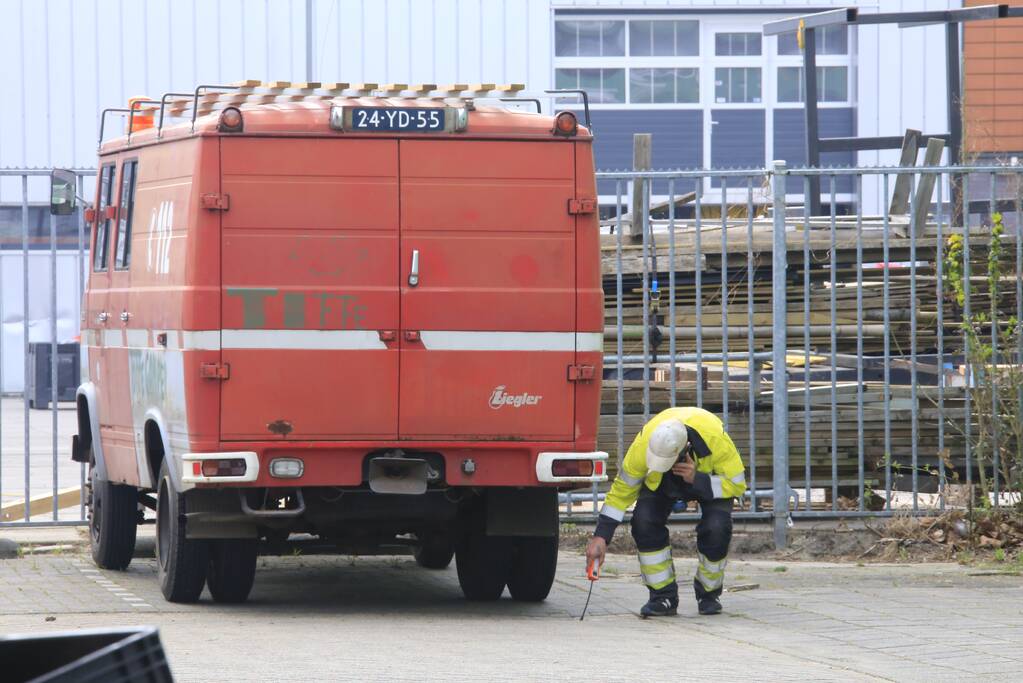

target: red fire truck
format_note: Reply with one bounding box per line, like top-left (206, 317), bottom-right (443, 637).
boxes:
top-left (52, 82), bottom-right (606, 604)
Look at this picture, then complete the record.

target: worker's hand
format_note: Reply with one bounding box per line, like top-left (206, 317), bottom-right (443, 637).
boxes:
top-left (672, 454), bottom-right (697, 483)
top-left (585, 536), bottom-right (607, 571)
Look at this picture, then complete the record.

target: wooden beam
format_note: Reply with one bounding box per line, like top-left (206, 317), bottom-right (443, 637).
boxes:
top-left (0, 487), bottom-right (83, 522)
top-left (889, 129), bottom-right (921, 215)
top-left (910, 137), bottom-right (946, 237)
top-left (378, 83), bottom-right (409, 96)
top-left (629, 133), bottom-right (652, 242)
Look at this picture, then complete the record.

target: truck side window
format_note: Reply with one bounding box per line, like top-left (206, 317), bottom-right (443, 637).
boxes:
top-left (114, 159), bottom-right (138, 270)
top-left (92, 164), bottom-right (116, 271)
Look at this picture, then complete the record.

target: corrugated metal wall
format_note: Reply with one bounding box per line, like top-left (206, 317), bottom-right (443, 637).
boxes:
top-left (0, 0), bottom-right (553, 183)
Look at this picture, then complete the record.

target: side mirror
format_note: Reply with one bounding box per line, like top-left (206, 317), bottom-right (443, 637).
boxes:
top-left (50, 169), bottom-right (77, 216)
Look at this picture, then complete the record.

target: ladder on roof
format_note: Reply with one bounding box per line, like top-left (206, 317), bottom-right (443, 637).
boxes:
top-left (98, 81), bottom-right (591, 147)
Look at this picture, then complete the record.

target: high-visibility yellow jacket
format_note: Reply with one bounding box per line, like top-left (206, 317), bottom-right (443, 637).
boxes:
top-left (594, 407), bottom-right (746, 542)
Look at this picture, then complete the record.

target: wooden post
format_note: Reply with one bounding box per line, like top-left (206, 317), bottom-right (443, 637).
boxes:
top-left (889, 129), bottom-right (922, 215)
top-left (630, 133), bottom-right (651, 242)
top-left (911, 137), bottom-right (946, 236)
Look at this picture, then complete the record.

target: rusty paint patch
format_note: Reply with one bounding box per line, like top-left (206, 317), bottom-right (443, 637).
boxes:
top-left (267, 419), bottom-right (294, 437)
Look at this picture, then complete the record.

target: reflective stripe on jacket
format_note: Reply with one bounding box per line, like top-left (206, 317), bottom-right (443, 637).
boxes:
top-left (597, 407), bottom-right (746, 535)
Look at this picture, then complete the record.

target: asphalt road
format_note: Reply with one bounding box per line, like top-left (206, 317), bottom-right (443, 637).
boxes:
top-left (1, 530), bottom-right (1021, 682)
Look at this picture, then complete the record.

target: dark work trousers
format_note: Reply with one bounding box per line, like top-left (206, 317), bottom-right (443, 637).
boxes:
top-left (630, 478), bottom-right (733, 601)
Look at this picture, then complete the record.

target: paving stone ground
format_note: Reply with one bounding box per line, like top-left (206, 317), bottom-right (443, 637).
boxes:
top-left (1, 540), bottom-right (1021, 682)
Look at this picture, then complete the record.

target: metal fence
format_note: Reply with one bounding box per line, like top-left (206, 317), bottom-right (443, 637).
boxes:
top-left (2, 165), bottom-right (1022, 549)
top-left (1, 169), bottom-right (93, 527)
top-left (578, 161), bottom-right (1023, 547)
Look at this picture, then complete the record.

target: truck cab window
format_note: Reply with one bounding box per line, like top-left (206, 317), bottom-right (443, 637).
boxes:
top-left (114, 160), bottom-right (138, 270)
top-left (93, 164), bottom-right (115, 271)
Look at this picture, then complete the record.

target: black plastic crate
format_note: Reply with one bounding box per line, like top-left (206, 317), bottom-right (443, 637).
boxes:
top-left (0, 627), bottom-right (173, 683)
top-left (26, 342), bottom-right (79, 409)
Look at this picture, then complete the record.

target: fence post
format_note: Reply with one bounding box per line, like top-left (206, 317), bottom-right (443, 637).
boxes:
top-left (770, 160), bottom-right (790, 549)
top-left (629, 134), bottom-right (651, 241)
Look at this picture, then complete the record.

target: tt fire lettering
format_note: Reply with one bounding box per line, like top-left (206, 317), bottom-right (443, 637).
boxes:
top-left (489, 386), bottom-right (543, 410)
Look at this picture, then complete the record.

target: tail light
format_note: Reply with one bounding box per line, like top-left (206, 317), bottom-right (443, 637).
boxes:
top-left (552, 459), bottom-right (595, 478)
top-left (200, 459), bottom-right (247, 477)
top-left (553, 111), bottom-right (578, 137)
top-left (218, 107), bottom-right (244, 132)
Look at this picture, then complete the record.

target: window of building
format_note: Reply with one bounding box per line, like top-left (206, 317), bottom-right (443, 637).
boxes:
top-left (714, 32), bottom-right (761, 56)
top-left (777, 25), bottom-right (848, 55)
top-left (777, 66), bottom-right (848, 103)
top-left (555, 68), bottom-right (626, 103)
top-left (114, 160), bottom-right (138, 270)
top-left (555, 20), bottom-right (626, 57)
top-left (714, 67), bottom-right (761, 104)
top-left (93, 164), bottom-right (115, 271)
top-left (629, 20), bottom-right (699, 56)
top-left (629, 68), bottom-right (699, 104)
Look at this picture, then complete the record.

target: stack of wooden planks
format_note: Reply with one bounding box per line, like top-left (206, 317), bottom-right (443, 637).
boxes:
top-left (597, 215), bottom-right (1018, 492)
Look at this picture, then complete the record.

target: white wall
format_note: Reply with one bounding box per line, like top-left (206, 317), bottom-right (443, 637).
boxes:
top-left (856, 0), bottom-right (961, 213)
top-left (0, 0), bottom-right (553, 196)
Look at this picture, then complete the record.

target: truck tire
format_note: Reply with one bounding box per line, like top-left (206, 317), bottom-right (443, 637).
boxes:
top-left (156, 460), bottom-right (209, 603)
top-left (455, 531), bottom-right (512, 601)
top-left (506, 536), bottom-right (558, 602)
top-left (413, 532), bottom-right (455, 569)
top-left (87, 449), bottom-right (138, 570)
top-left (207, 539), bottom-right (258, 603)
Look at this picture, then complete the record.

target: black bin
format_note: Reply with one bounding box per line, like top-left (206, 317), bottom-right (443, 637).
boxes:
top-left (0, 627), bottom-right (173, 683)
top-left (26, 342), bottom-right (79, 409)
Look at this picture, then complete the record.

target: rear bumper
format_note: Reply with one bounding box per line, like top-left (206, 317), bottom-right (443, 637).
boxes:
top-left (185, 441), bottom-right (601, 489)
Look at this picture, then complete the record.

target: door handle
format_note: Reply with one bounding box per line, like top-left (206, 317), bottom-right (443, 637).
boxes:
top-left (96, 311), bottom-right (109, 324)
top-left (408, 249), bottom-right (420, 287)
top-left (120, 311), bottom-right (131, 323)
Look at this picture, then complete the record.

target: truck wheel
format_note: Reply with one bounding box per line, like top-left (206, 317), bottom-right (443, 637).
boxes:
top-left (87, 449), bottom-right (138, 570)
top-left (455, 531), bottom-right (512, 601)
top-left (156, 460), bottom-right (208, 603)
top-left (207, 539), bottom-right (258, 603)
top-left (506, 536), bottom-right (559, 602)
top-left (414, 532), bottom-right (455, 569)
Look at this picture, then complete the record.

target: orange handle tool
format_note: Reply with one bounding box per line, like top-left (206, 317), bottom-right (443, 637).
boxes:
top-left (586, 558), bottom-right (601, 581)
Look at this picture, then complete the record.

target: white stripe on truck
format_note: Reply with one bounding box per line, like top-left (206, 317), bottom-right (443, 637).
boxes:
top-left (421, 331), bottom-right (603, 352)
top-left (82, 329), bottom-right (601, 352)
top-left (221, 329), bottom-right (387, 350)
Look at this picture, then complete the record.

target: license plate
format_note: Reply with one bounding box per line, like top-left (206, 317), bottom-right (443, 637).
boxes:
top-left (338, 106), bottom-right (447, 132)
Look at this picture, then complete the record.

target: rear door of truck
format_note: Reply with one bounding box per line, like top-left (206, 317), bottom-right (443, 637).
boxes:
top-left (218, 138), bottom-right (400, 440)
top-left (398, 140), bottom-right (576, 441)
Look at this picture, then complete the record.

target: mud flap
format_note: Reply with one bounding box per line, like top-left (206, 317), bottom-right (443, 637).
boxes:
top-left (485, 488), bottom-right (558, 537)
top-left (183, 489), bottom-right (258, 540)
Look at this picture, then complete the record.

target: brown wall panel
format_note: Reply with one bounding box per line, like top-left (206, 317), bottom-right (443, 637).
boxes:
top-left (964, 0), bottom-right (1023, 154)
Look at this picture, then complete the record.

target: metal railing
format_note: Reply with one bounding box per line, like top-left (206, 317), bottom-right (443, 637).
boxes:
top-left (1, 169), bottom-right (93, 526)
top-left (2, 164), bottom-right (1021, 550)
top-left (578, 161), bottom-right (1023, 548)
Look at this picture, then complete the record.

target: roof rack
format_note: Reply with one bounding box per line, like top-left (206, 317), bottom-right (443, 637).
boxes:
top-left (97, 81), bottom-right (591, 147)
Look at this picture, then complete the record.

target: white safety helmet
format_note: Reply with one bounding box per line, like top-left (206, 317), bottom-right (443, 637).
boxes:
top-left (646, 420), bottom-right (688, 473)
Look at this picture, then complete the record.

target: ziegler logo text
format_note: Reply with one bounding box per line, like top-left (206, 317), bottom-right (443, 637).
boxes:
top-left (489, 386), bottom-right (543, 410)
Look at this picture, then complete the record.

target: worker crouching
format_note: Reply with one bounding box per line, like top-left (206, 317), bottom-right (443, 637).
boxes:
top-left (585, 407), bottom-right (747, 617)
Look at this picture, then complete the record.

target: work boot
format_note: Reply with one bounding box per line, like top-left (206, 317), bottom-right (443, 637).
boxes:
top-left (639, 596), bottom-right (678, 618)
top-left (697, 597), bottom-right (722, 615)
